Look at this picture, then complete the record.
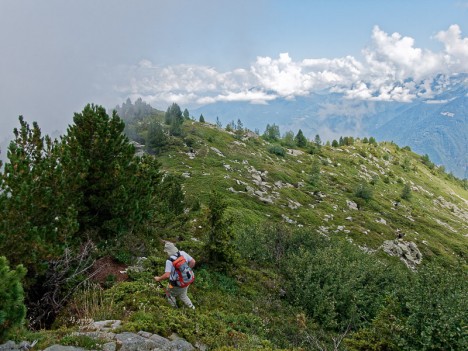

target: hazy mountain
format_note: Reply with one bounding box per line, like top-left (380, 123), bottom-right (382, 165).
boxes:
top-left (193, 75), bottom-right (467, 178)
top-left (371, 81), bottom-right (468, 179)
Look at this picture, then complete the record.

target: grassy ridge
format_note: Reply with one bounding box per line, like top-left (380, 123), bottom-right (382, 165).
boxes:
top-left (156, 119), bottom-right (467, 267)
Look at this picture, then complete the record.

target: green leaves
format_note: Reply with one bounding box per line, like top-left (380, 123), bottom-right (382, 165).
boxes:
top-left (283, 239), bottom-right (403, 332)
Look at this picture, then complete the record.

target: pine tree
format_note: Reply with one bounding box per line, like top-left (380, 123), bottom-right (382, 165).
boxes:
top-left (314, 134), bottom-right (322, 148)
top-left (0, 117), bottom-right (79, 278)
top-left (146, 121), bottom-right (167, 154)
top-left (158, 174), bottom-right (185, 222)
top-left (199, 114), bottom-right (205, 123)
top-left (236, 118), bottom-right (243, 131)
top-left (206, 191), bottom-right (238, 271)
top-left (64, 104), bottom-right (161, 242)
top-left (0, 257), bottom-right (26, 341)
top-left (164, 103), bottom-right (184, 136)
top-left (295, 129), bottom-right (308, 147)
top-left (183, 108), bottom-right (190, 120)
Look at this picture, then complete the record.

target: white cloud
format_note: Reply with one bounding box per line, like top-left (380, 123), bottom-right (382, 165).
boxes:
top-left (436, 25), bottom-right (468, 68)
top-left (115, 25), bottom-right (468, 107)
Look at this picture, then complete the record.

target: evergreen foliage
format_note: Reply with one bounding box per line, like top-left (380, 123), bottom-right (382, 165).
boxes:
top-left (115, 98), bottom-right (156, 122)
top-left (282, 131), bottom-right (295, 147)
top-left (64, 104), bottom-right (146, 241)
top-left (308, 158), bottom-right (321, 187)
top-left (294, 129), bottom-right (308, 147)
top-left (421, 154), bottom-right (435, 169)
top-left (146, 121), bottom-right (168, 154)
top-left (401, 183), bottom-right (412, 200)
top-left (205, 191), bottom-right (238, 272)
top-left (199, 114), bottom-right (205, 123)
top-left (157, 174), bottom-right (185, 223)
top-left (164, 103), bottom-right (184, 136)
top-left (183, 108), bottom-right (190, 121)
top-left (0, 257), bottom-right (26, 342)
top-left (236, 119), bottom-right (243, 132)
top-left (0, 117), bottom-right (80, 280)
top-left (262, 124), bottom-right (281, 141)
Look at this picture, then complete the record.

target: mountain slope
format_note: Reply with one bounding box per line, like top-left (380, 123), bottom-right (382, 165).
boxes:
top-left (151, 119), bottom-right (468, 267)
top-left (193, 76), bottom-right (468, 178)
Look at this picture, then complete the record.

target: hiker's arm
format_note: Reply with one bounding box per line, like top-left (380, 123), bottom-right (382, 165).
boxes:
top-left (154, 272), bottom-right (170, 282)
top-left (189, 259), bottom-right (196, 268)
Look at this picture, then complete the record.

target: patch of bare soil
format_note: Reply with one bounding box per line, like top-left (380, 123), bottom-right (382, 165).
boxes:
top-left (89, 256), bottom-right (129, 285)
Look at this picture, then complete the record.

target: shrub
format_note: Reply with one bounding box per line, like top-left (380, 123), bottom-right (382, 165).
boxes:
top-left (354, 182), bottom-right (373, 201)
top-left (268, 145), bottom-right (286, 156)
top-left (348, 264), bottom-right (468, 350)
top-left (205, 191), bottom-right (239, 272)
top-left (401, 184), bottom-right (412, 201)
top-left (282, 239), bottom-right (403, 332)
top-left (398, 264), bottom-right (467, 350)
top-left (421, 154), bottom-right (435, 169)
top-left (0, 257), bottom-right (27, 342)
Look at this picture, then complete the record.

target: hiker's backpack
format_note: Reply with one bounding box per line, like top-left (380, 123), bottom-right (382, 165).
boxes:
top-left (169, 252), bottom-right (195, 288)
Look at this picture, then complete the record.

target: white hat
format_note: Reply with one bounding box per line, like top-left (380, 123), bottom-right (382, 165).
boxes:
top-left (164, 242), bottom-right (178, 256)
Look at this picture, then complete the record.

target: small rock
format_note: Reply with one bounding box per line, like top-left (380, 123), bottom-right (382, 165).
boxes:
top-left (102, 342), bottom-right (116, 351)
top-left (346, 200), bottom-right (358, 210)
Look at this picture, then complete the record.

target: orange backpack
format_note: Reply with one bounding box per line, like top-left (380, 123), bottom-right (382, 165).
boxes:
top-left (169, 252), bottom-right (195, 288)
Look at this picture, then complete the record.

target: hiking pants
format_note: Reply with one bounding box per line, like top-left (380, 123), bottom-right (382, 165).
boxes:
top-left (168, 286), bottom-right (194, 308)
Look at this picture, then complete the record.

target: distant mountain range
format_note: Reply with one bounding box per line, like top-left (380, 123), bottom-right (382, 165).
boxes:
top-left (194, 75), bottom-right (468, 179)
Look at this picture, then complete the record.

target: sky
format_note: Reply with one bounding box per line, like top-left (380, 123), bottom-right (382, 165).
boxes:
top-left (1, 0), bottom-right (468, 141)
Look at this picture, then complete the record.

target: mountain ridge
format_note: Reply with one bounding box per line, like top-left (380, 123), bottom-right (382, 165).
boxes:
top-left (192, 75), bottom-right (468, 178)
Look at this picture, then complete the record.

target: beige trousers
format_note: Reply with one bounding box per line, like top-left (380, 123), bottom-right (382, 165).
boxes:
top-left (167, 286), bottom-right (194, 308)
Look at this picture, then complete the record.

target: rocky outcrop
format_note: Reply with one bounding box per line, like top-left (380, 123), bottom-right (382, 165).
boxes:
top-left (0, 321), bottom-right (196, 351)
top-left (381, 240), bottom-right (422, 270)
top-left (210, 147), bottom-right (225, 158)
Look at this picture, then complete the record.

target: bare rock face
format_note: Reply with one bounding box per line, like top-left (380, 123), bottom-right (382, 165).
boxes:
top-left (382, 240), bottom-right (422, 270)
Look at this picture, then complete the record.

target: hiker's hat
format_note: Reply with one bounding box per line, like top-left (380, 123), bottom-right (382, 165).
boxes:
top-left (164, 242), bottom-right (178, 256)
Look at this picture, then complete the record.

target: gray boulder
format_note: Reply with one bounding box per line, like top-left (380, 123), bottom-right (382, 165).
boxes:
top-left (115, 332), bottom-right (160, 351)
top-left (382, 239), bottom-right (422, 269)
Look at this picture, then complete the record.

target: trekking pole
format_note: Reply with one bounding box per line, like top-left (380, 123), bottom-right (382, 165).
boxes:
top-left (158, 281), bottom-right (178, 307)
top-left (158, 281), bottom-right (171, 299)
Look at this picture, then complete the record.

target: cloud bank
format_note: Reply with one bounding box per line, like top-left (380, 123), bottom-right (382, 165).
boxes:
top-left (115, 25), bottom-right (468, 108)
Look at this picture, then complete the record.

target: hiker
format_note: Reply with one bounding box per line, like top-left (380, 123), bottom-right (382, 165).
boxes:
top-left (154, 242), bottom-right (196, 309)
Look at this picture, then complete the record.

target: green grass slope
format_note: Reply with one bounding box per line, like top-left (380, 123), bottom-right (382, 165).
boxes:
top-left (156, 119), bottom-right (467, 267)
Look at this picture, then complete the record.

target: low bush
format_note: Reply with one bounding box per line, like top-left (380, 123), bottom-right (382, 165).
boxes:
top-left (268, 145), bottom-right (286, 156)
